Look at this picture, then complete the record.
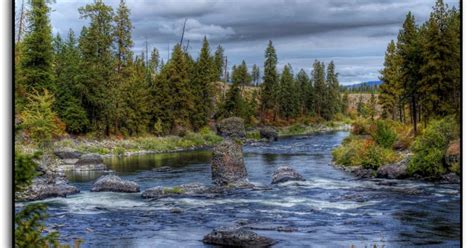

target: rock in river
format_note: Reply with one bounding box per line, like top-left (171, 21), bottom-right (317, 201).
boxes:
top-left (271, 166), bottom-right (305, 184)
top-left (91, 174), bottom-right (140, 193)
top-left (259, 126), bottom-right (278, 142)
top-left (141, 183), bottom-right (208, 198)
top-left (203, 226), bottom-right (276, 247)
top-left (217, 117), bottom-right (246, 138)
top-left (16, 172), bottom-right (79, 201)
top-left (376, 157), bottom-right (409, 179)
top-left (211, 139), bottom-right (248, 186)
top-left (75, 153), bottom-right (107, 171)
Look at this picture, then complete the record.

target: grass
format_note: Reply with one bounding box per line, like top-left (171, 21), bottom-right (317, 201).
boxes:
top-left (163, 187), bottom-right (185, 194)
top-left (53, 127), bottom-right (223, 156)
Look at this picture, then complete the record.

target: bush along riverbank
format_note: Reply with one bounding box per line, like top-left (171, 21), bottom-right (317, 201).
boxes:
top-left (332, 116), bottom-right (460, 183)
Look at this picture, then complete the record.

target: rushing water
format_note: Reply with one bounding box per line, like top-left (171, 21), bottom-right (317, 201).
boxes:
top-left (29, 131), bottom-right (460, 247)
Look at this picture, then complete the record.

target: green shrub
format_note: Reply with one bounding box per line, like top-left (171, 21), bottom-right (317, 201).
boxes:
top-left (113, 146), bottom-right (126, 156)
top-left (332, 136), bottom-right (398, 169)
top-left (450, 162), bottom-right (460, 175)
top-left (371, 120), bottom-right (397, 148)
top-left (153, 119), bottom-right (163, 136)
top-left (246, 130), bottom-right (261, 140)
top-left (408, 116), bottom-right (459, 177)
top-left (351, 118), bottom-right (370, 135)
top-left (361, 143), bottom-right (398, 169)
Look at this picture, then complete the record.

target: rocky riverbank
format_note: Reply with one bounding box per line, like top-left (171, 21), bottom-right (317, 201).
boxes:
top-left (332, 151), bottom-right (460, 184)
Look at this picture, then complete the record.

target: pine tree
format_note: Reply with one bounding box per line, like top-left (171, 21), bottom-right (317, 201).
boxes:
top-left (325, 61), bottom-right (342, 120)
top-left (220, 66), bottom-right (246, 119)
top-left (149, 48), bottom-right (160, 76)
top-left (114, 0), bottom-right (133, 73)
top-left (419, 0), bottom-right (460, 120)
top-left (296, 69), bottom-right (312, 115)
top-left (191, 36), bottom-right (214, 129)
top-left (260, 40), bottom-right (279, 122)
top-left (19, 0), bottom-right (54, 92)
top-left (397, 12), bottom-right (422, 133)
top-left (78, 0), bottom-right (115, 136)
top-left (368, 92), bottom-right (377, 120)
top-left (278, 64), bottom-right (296, 120)
top-left (252, 64), bottom-right (260, 86)
top-left (312, 60), bottom-right (326, 118)
top-left (213, 45), bottom-right (224, 81)
top-left (379, 40), bottom-right (403, 121)
top-left (163, 44), bottom-right (194, 132)
top-left (53, 30), bottom-right (89, 133)
top-left (120, 56), bottom-right (152, 135)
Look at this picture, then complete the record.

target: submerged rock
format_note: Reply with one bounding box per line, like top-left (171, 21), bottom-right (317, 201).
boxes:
top-left (259, 126), bottom-right (278, 142)
top-left (376, 157), bottom-right (409, 179)
top-left (441, 173), bottom-right (460, 184)
top-left (16, 172), bottom-right (79, 201)
top-left (211, 139), bottom-right (248, 186)
top-left (75, 153), bottom-right (107, 171)
top-left (352, 167), bottom-right (375, 179)
top-left (203, 226), bottom-right (276, 247)
top-left (141, 183), bottom-right (208, 198)
top-left (217, 117), bottom-right (246, 138)
top-left (91, 174), bottom-right (140, 193)
top-left (271, 166), bottom-right (305, 184)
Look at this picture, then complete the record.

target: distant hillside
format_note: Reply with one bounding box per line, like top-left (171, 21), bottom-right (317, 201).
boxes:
top-left (342, 80), bottom-right (382, 93)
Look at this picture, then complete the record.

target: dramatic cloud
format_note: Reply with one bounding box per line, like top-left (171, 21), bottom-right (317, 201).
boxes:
top-left (18, 0), bottom-right (459, 85)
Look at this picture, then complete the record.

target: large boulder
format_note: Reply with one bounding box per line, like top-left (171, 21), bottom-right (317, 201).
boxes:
top-left (376, 157), bottom-right (409, 179)
top-left (91, 174), bottom-right (140, 193)
top-left (259, 126), bottom-right (278, 142)
top-left (203, 226), bottom-right (276, 247)
top-left (271, 166), bottom-right (305, 184)
top-left (211, 139), bottom-right (248, 186)
top-left (54, 147), bottom-right (82, 159)
top-left (441, 173), bottom-right (460, 184)
top-left (141, 182), bottom-right (208, 199)
top-left (75, 153), bottom-right (107, 171)
top-left (217, 117), bottom-right (246, 138)
top-left (16, 172), bottom-right (79, 201)
top-left (445, 139), bottom-right (460, 166)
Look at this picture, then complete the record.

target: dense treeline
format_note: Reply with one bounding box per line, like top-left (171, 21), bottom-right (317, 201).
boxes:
top-left (15, 0), bottom-right (344, 140)
top-left (342, 82), bottom-right (380, 93)
top-left (378, 0), bottom-right (460, 133)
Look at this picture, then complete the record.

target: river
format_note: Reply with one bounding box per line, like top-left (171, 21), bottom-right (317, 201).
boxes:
top-left (34, 131), bottom-right (460, 247)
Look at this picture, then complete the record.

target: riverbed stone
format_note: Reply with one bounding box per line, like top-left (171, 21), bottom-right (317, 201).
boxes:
top-left (141, 183), bottom-right (208, 198)
top-left (54, 147), bottom-right (82, 159)
top-left (376, 157), bottom-right (409, 179)
top-left (203, 226), bottom-right (276, 247)
top-left (352, 167), bottom-right (375, 179)
top-left (217, 117), bottom-right (246, 138)
top-left (75, 153), bottom-right (107, 170)
top-left (16, 172), bottom-right (79, 201)
top-left (211, 139), bottom-right (248, 186)
top-left (259, 126), bottom-right (278, 142)
top-left (91, 174), bottom-right (140, 193)
top-left (440, 173), bottom-right (460, 184)
top-left (271, 166), bottom-right (305, 184)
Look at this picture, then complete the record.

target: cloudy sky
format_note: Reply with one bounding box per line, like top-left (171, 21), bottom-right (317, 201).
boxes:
top-left (19, 0), bottom-right (459, 85)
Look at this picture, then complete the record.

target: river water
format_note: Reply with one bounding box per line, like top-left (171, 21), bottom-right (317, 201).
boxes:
top-left (33, 131), bottom-right (460, 247)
